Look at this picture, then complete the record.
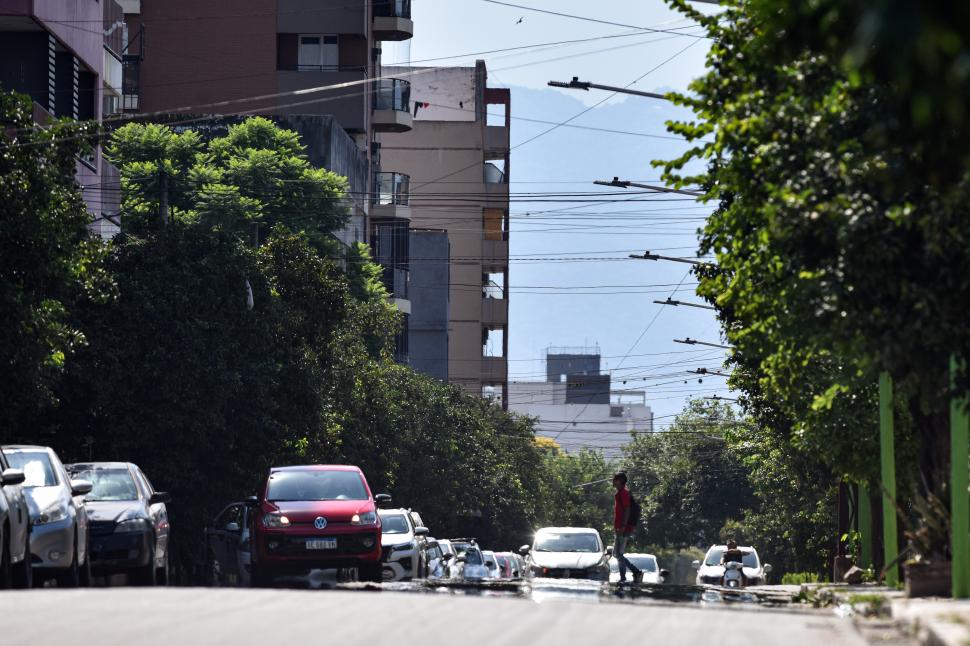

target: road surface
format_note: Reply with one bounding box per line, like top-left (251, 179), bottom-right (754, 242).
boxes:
top-left (3, 586), bottom-right (873, 646)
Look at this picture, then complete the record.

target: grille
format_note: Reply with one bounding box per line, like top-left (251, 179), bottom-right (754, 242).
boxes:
top-left (88, 521), bottom-right (116, 537)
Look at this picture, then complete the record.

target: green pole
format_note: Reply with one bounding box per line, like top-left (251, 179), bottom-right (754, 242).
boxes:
top-left (950, 355), bottom-right (970, 598)
top-left (858, 485), bottom-right (872, 570)
top-left (879, 371), bottom-right (899, 587)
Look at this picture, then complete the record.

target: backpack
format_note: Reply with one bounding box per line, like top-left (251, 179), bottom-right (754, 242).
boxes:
top-left (628, 493), bottom-right (642, 528)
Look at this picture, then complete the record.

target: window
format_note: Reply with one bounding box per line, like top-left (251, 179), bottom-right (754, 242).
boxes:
top-left (70, 467), bottom-right (138, 501)
top-left (299, 35), bottom-right (338, 70)
top-left (3, 450), bottom-right (58, 488)
top-left (266, 469), bottom-right (368, 501)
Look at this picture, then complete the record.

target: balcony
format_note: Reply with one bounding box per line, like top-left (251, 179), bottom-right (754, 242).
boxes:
top-left (371, 171), bottom-right (411, 220)
top-left (482, 357), bottom-right (508, 383)
top-left (373, 0), bottom-right (414, 41)
top-left (482, 239), bottom-right (509, 271)
top-left (373, 78), bottom-right (413, 132)
top-left (485, 125), bottom-right (510, 155)
top-left (482, 296), bottom-right (508, 327)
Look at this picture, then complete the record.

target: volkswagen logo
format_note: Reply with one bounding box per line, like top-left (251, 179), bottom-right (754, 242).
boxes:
top-left (314, 516), bottom-right (328, 530)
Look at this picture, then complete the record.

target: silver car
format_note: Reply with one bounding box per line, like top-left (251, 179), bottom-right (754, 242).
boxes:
top-left (2, 445), bottom-right (92, 586)
top-left (0, 450), bottom-right (32, 588)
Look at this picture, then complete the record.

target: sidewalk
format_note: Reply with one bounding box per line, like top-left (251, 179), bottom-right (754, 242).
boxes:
top-left (802, 584), bottom-right (970, 646)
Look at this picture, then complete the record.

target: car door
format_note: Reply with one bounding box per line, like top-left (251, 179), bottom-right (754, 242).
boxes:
top-left (134, 466), bottom-right (168, 567)
top-left (0, 452), bottom-right (29, 564)
top-left (206, 504), bottom-right (242, 586)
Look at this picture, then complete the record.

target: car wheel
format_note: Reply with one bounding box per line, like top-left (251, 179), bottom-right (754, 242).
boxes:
top-left (0, 530), bottom-right (12, 590)
top-left (360, 563), bottom-right (382, 583)
top-left (55, 544), bottom-right (81, 588)
top-left (12, 532), bottom-right (33, 589)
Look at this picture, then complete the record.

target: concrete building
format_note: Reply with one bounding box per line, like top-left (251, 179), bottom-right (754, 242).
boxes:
top-left (117, 0), bottom-right (415, 323)
top-left (0, 0), bottom-right (126, 236)
top-left (381, 62), bottom-right (511, 402)
top-left (508, 348), bottom-right (654, 459)
top-left (407, 229), bottom-right (450, 380)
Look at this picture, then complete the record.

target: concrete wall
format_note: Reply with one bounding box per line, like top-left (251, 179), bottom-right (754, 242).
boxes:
top-left (408, 229), bottom-right (450, 382)
top-left (383, 65), bottom-right (476, 122)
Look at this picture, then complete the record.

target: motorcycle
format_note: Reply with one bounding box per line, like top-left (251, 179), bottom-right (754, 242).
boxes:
top-left (722, 560), bottom-right (744, 588)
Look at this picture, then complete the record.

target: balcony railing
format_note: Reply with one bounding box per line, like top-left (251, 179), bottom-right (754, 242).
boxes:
top-left (373, 78), bottom-right (411, 112)
top-left (373, 172), bottom-right (410, 206)
top-left (374, 0), bottom-right (412, 19)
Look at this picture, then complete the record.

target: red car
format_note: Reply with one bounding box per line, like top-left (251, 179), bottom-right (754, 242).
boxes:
top-left (247, 465), bottom-right (389, 585)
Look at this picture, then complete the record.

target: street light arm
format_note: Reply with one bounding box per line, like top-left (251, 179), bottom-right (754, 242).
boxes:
top-left (548, 78), bottom-right (668, 100)
top-left (594, 178), bottom-right (703, 197)
top-left (652, 297), bottom-right (717, 310)
top-left (674, 337), bottom-right (733, 350)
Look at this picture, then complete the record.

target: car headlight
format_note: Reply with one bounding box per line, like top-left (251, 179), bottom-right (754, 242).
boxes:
top-left (391, 541), bottom-right (416, 552)
top-left (352, 511), bottom-right (377, 526)
top-left (36, 502), bottom-right (69, 525)
top-left (114, 518), bottom-right (151, 533)
top-left (261, 512), bottom-right (290, 528)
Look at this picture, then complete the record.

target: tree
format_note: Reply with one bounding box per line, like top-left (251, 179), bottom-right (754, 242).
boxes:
top-left (657, 0), bottom-right (966, 556)
top-left (622, 399), bottom-right (751, 549)
top-left (0, 91), bottom-right (112, 437)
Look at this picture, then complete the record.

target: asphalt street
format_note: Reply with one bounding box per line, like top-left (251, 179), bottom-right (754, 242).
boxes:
top-left (2, 586), bottom-right (874, 646)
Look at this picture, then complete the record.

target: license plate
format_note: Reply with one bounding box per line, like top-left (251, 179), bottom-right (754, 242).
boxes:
top-left (306, 538), bottom-right (337, 550)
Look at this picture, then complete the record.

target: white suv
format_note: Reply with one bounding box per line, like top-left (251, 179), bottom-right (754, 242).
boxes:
top-left (378, 508), bottom-right (429, 582)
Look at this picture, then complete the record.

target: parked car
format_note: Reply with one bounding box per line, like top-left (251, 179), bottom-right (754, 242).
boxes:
top-left (0, 450), bottom-right (31, 588)
top-left (450, 539), bottom-right (489, 580)
top-left (436, 538), bottom-right (457, 578)
top-left (693, 545), bottom-right (773, 587)
top-left (67, 462), bottom-right (172, 585)
top-left (609, 553), bottom-right (668, 584)
top-left (3, 446), bottom-right (92, 586)
top-left (493, 551), bottom-right (523, 578)
top-left (521, 527), bottom-right (610, 580)
top-left (247, 465), bottom-right (390, 585)
top-left (482, 550), bottom-right (502, 579)
top-left (204, 501), bottom-right (252, 587)
top-left (379, 507), bottom-right (429, 582)
top-left (425, 539), bottom-right (450, 579)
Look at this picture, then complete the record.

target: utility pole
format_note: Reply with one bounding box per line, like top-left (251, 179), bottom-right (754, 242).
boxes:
top-left (548, 77), bottom-right (668, 100)
top-left (596, 177), bottom-right (704, 197)
top-left (158, 169), bottom-right (169, 228)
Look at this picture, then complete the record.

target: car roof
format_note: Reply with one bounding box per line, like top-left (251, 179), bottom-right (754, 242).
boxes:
top-left (536, 527), bottom-right (600, 534)
top-left (377, 507), bottom-right (409, 514)
top-left (270, 464), bottom-right (362, 472)
top-left (622, 553), bottom-right (657, 559)
top-left (67, 461), bottom-right (132, 470)
top-left (2, 445), bottom-right (54, 453)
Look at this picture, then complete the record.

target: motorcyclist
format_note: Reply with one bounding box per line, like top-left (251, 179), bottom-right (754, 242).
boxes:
top-left (721, 539), bottom-right (746, 587)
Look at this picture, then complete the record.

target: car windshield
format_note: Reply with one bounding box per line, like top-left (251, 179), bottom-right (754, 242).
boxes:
top-left (72, 468), bottom-right (138, 501)
top-left (454, 544), bottom-right (483, 565)
top-left (267, 470), bottom-right (367, 501)
top-left (534, 532), bottom-right (600, 553)
top-left (381, 513), bottom-right (410, 534)
top-left (706, 548), bottom-right (759, 568)
top-left (626, 556), bottom-right (658, 572)
top-left (4, 451), bottom-right (57, 487)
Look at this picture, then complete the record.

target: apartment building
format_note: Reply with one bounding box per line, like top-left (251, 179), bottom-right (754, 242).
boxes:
top-left (381, 62), bottom-right (511, 403)
top-left (508, 348), bottom-right (655, 459)
top-left (0, 0), bottom-right (126, 236)
top-left (117, 0), bottom-right (415, 337)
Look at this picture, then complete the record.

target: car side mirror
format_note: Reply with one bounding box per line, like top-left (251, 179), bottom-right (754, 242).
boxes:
top-left (442, 553), bottom-right (454, 562)
top-left (243, 495), bottom-right (259, 507)
top-left (518, 544), bottom-right (531, 556)
top-left (225, 522), bottom-right (241, 532)
top-left (692, 560), bottom-right (701, 570)
top-left (763, 564), bottom-right (773, 574)
top-left (414, 526), bottom-right (429, 536)
top-left (605, 546), bottom-right (614, 557)
top-left (71, 479), bottom-right (93, 496)
top-left (374, 493), bottom-right (392, 506)
top-left (149, 491), bottom-right (172, 505)
top-left (1, 468), bottom-right (25, 487)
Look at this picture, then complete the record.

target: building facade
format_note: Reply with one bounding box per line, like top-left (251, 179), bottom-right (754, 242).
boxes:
top-left (381, 62), bottom-right (511, 402)
top-left (1, 0), bottom-right (126, 236)
top-left (508, 348), bottom-right (654, 458)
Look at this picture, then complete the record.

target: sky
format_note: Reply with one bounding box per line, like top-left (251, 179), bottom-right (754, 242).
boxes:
top-left (389, 0), bottom-right (732, 426)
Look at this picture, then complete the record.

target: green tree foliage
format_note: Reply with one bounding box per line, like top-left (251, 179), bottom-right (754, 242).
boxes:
top-left (0, 92), bottom-right (112, 433)
top-left (622, 400), bottom-right (751, 549)
top-left (534, 443), bottom-right (615, 539)
top-left (657, 0), bottom-right (967, 554)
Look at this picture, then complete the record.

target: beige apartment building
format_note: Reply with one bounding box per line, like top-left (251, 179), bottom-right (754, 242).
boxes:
top-left (381, 62), bottom-right (510, 403)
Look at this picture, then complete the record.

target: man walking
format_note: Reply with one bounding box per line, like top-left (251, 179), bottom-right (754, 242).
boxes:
top-left (612, 472), bottom-right (641, 582)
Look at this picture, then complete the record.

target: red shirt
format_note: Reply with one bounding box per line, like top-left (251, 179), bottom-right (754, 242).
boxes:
top-left (614, 488), bottom-right (633, 532)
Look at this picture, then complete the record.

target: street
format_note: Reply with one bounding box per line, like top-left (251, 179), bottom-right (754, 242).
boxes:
top-left (2, 582), bottom-right (884, 646)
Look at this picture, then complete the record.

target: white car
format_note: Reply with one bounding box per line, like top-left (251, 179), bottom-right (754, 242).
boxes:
top-left (450, 539), bottom-right (489, 580)
top-left (693, 545), bottom-right (773, 587)
top-left (609, 553), bottom-right (668, 584)
top-left (378, 508), bottom-right (429, 582)
top-left (436, 538), bottom-right (457, 578)
top-left (522, 527), bottom-right (610, 580)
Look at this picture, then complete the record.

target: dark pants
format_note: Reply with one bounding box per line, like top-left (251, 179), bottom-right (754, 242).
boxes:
top-left (614, 531), bottom-right (640, 580)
